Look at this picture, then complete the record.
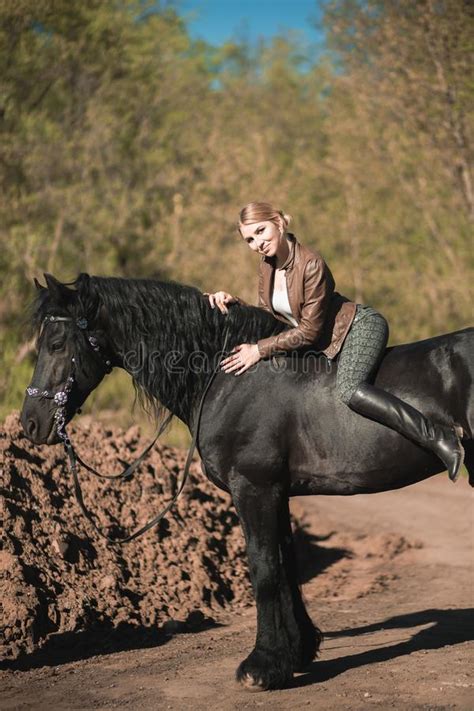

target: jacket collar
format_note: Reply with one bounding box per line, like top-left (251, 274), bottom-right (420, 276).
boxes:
top-left (262, 232), bottom-right (297, 271)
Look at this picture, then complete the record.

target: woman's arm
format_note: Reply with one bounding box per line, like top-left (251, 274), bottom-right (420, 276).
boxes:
top-left (256, 256), bottom-right (332, 358)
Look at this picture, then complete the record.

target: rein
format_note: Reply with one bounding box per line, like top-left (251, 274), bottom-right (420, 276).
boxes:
top-left (26, 314), bottom-right (231, 544)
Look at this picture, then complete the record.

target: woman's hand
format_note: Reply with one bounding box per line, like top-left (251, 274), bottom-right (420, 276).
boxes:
top-left (202, 291), bottom-right (237, 314)
top-left (220, 343), bottom-right (261, 376)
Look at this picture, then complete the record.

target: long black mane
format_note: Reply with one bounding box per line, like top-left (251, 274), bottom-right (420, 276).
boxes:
top-left (30, 273), bottom-right (289, 424)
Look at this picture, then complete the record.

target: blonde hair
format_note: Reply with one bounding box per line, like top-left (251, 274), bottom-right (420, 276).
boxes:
top-left (238, 202), bottom-right (292, 233)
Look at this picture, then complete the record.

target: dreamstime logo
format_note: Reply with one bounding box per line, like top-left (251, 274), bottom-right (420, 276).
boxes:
top-left (122, 341), bottom-right (335, 377)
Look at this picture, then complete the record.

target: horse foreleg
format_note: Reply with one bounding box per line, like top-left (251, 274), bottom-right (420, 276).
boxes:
top-left (230, 476), bottom-right (295, 690)
top-left (278, 498), bottom-right (323, 671)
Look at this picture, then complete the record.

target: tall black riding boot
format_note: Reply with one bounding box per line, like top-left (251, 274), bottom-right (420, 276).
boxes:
top-left (347, 382), bottom-right (465, 482)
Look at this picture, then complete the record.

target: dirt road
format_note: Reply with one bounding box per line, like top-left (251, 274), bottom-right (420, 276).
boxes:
top-left (1, 477), bottom-right (472, 710)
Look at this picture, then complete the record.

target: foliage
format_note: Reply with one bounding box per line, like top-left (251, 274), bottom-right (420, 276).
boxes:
top-left (1, 0), bottom-right (472, 432)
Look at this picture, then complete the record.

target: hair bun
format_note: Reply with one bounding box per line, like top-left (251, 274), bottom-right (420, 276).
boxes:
top-left (280, 211), bottom-right (292, 228)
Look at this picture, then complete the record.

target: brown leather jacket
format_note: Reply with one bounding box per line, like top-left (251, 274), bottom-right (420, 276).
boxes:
top-left (236, 232), bottom-right (357, 360)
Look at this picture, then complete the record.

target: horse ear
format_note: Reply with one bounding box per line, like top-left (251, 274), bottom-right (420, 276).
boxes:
top-left (43, 272), bottom-right (75, 304)
top-left (34, 277), bottom-right (46, 291)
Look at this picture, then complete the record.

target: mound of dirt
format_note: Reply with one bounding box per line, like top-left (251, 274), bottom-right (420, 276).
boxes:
top-left (1, 412), bottom-right (254, 664)
top-left (1, 411), bottom-right (419, 667)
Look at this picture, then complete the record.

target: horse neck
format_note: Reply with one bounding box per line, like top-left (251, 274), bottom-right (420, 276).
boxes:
top-left (98, 283), bottom-right (221, 425)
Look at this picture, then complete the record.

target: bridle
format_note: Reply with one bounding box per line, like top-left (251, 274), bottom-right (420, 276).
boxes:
top-left (25, 313), bottom-right (231, 544)
top-left (26, 314), bottom-right (113, 442)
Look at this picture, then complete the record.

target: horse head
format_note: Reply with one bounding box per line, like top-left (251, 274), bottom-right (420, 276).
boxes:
top-left (20, 272), bottom-right (114, 445)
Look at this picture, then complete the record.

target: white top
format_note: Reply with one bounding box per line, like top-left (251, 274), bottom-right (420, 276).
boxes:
top-left (271, 280), bottom-right (298, 327)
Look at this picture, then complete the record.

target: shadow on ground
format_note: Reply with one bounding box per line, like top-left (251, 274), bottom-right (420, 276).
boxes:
top-left (293, 527), bottom-right (350, 585)
top-left (0, 614), bottom-right (221, 672)
top-left (292, 607), bottom-right (474, 687)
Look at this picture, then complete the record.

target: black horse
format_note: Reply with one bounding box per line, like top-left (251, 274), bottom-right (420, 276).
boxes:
top-left (20, 272), bottom-right (474, 690)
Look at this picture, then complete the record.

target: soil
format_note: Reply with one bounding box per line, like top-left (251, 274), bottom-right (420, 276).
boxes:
top-left (1, 411), bottom-right (473, 709)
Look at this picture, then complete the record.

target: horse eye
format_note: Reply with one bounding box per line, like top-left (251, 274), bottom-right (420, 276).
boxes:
top-left (51, 341), bottom-right (65, 351)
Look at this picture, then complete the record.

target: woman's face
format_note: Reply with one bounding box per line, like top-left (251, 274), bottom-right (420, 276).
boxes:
top-left (239, 219), bottom-right (283, 257)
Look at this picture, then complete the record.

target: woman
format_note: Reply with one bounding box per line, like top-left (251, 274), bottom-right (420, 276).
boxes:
top-left (204, 201), bottom-right (464, 481)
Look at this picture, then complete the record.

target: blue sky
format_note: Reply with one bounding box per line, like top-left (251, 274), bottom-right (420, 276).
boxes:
top-left (177, 0), bottom-right (325, 46)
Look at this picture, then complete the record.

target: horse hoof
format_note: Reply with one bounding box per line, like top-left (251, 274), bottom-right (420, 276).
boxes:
top-left (239, 673), bottom-right (266, 691)
top-left (236, 649), bottom-right (293, 691)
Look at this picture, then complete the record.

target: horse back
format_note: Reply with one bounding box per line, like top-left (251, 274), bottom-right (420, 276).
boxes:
top-left (375, 327), bottom-right (474, 439)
